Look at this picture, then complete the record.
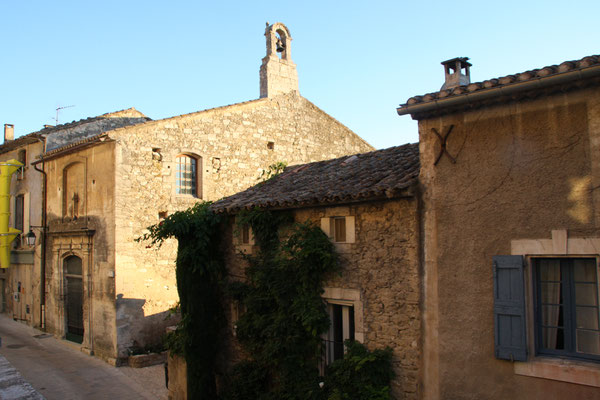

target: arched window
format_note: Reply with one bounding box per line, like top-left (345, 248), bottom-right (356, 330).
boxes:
top-left (176, 154), bottom-right (201, 197)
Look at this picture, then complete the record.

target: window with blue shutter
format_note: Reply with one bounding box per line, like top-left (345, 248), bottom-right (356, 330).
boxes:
top-left (493, 255), bottom-right (527, 361)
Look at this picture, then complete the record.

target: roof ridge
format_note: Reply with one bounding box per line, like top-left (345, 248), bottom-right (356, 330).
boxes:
top-left (400, 54), bottom-right (600, 109)
top-left (212, 143), bottom-right (420, 213)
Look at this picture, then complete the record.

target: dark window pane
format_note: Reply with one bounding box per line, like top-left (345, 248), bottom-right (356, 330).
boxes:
top-left (242, 225), bottom-right (250, 244)
top-left (14, 195), bottom-right (24, 232)
top-left (176, 155), bottom-right (197, 196)
top-left (542, 327), bottom-right (565, 350)
top-left (541, 283), bottom-right (562, 305)
top-left (334, 217), bottom-right (346, 242)
top-left (65, 256), bottom-right (82, 276)
top-left (542, 305), bottom-right (563, 328)
top-left (575, 283), bottom-right (598, 307)
top-left (576, 330), bottom-right (600, 355)
top-left (539, 259), bottom-right (561, 281)
top-left (573, 259), bottom-right (597, 283)
top-left (576, 307), bottom-right (599, 330)
top-left (332, 304), bottom-right (344, 360)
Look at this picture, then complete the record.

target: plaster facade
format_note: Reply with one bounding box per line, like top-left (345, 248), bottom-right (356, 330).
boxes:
top-left (221, 199), bottom-right (422, 399)
top-left (417, 86), bottom-right (600, 398)
top-left (0, 139), bottom-right (44, 327)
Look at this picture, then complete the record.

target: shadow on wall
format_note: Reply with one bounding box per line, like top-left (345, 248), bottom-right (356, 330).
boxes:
top-left (116, 294), bottom-right (179, 356)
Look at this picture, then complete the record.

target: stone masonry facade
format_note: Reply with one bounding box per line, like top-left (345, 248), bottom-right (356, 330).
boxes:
top-left (222, 199), bottom-right (422, 399)
top-left (112, 92), bottom-right (373, 358)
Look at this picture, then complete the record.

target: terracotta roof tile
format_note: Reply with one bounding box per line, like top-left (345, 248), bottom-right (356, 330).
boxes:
top-left (400, 54), bottom-right (600, 109)
top-left (212, 143), bottom-right (419, 213)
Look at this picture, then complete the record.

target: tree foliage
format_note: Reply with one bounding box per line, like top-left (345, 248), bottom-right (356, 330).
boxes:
top-left (223, 208), bottom-right (339, 399)
top-left (139, 202), bottom-right (225, 399)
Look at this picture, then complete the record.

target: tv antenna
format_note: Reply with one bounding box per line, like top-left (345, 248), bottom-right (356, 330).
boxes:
top-left (54, 105), bottom-right (75, 125)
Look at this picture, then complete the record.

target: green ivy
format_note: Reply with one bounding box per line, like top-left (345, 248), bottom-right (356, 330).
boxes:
top-left (223, 208), bottom-right (339, 400)
top-left (323, 341), bottom-right (394, 400)
top-left (141, 204), bottom-right (394, 400)
top-left (139, 202), bottom-right (225, 399)
top-left (257, 161), bottom-right (287, 182)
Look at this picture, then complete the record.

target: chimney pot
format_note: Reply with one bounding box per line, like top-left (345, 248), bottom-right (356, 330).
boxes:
top-left (4, 124), bottom-right (14, 142)
top-left (441, 57), bottom-right (471, 90)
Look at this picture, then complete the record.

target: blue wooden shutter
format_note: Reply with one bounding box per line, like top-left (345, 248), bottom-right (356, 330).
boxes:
top-left (493, 255), bottom-right (527, 361)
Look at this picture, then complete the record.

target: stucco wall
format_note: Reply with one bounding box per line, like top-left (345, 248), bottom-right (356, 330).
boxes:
top-left (0, 141), bottom-right (44, 327)
top-left (112, 92), bottom-right (373, 357)
top-left (222, 198), bottom-right (421, 399)
top-left (44, 141), bottom-right (118, 361)
top-left (419, 86), bottom-right (600, 399)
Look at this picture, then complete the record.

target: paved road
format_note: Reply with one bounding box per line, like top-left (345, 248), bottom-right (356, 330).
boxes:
top-left (0, 314), bottom-right (167, 400)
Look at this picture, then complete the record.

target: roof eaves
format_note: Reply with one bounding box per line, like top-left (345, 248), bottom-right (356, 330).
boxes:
top-left (33, 133), bottom-right (111, 163)
top-left (398, 55), bottom-right (600, 119)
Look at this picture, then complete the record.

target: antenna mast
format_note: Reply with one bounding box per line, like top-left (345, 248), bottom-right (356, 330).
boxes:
top-left (54, 105), bottom-right (75, 125)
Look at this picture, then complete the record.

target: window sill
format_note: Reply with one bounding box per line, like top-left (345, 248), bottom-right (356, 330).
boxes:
top-left (514, 357), bottom-right (600, 387)
top-left (333, 243), bottom-right (353, 254)
top-left (235, 245), bottom-right (254, 255)
top-left (173, 195), bottom-right (201, 202)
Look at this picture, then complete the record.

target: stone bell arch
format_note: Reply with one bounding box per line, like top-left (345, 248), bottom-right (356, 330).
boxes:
top-left (260, 22), bottom-right (299, 98)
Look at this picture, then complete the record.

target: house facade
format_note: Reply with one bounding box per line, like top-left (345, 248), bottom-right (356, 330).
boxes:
top-left (0, 125), bottom-right (44, 326)
top-left (4, 22), bottom-right (373, 364)
top-left (212, 144), bottom-right (422, 399)
top-left (398, 55), bottom-right (600, 398)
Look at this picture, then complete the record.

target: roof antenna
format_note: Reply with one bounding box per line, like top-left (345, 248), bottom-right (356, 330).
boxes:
top-left (54, 105), bottom-right (75, 125)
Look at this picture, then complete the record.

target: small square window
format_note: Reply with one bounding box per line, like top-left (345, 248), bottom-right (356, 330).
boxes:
top-left (234, 223), bottom-right (255, 253)
top-left (321, 216), bottom-right (355, 244)
top-left (267, 141), bottom-right (275, 150)
top-left (330, 217), bottom-right (346, 243)
top-left (241, 224), bottom-right (251, 245)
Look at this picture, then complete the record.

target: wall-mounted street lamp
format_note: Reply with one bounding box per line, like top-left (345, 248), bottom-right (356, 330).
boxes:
top-left (25, 230), bottom-right (36, 247)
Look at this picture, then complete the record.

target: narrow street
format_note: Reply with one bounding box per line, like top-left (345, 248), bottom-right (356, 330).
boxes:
top-left (0, 314), bottom-right (167, 400)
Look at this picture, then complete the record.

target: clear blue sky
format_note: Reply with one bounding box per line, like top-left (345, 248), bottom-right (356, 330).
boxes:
top-left (1, 1), bottom-right (598, 149)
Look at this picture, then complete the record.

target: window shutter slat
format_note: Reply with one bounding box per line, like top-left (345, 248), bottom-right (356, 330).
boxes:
top-left (493, 255), bottom-right (527, 361)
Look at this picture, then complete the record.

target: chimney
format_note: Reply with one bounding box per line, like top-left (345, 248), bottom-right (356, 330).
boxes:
top-left (441, 57), bottom-right (471, 90)
top-left (4, 124), bottom-right (14, 142)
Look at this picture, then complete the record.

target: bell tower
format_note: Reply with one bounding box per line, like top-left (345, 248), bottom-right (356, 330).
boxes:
top-left (259, 22), bottom-right (299, 98)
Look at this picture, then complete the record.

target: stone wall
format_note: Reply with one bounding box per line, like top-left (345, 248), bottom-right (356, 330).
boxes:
top-left (44, 141), bottom-right (119, 362)
top-left (111, 92), bottom-right (373, 357)
top-left (419, 86), bottom-right (600, 399)
top-left (222, 198), bottom-right (421, 399)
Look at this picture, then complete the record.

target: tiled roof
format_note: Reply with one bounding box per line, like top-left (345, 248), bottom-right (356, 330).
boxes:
top-left (36, 133), bottom-right (110, 162)
top-left (399, 55), bottom-right (600, 114)
top-left (212, 143), bottom-right (419, 213)
top-left (30, 108), bottom-right (150, 137)
top-left (0, 133), bottom-right (44, 155)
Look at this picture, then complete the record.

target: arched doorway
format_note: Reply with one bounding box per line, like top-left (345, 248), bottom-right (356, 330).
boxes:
top-left (64, 255), bottom-right (83, 343)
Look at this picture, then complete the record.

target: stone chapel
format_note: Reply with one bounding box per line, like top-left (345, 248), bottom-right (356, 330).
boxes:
top-left (0, 22), bottom-right (373, 364)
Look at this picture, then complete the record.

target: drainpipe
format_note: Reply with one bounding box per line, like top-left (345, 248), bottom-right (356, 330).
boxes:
top-left (33, 138), bottom-right (47, 330)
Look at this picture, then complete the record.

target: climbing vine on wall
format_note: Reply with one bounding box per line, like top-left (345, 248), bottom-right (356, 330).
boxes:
top-left (223, 208), bottom-right (339, 399)
top-left (139, 202), bottom-right (225, 399)
top-left (142, 204), bottom-right (394, 399)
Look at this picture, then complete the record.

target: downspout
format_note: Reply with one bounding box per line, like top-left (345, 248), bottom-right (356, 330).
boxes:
top-left (33, 138), bottom-right (47, 330)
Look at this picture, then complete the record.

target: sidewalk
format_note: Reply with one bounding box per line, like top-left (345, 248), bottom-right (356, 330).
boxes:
top-left (0, 314), bottom-right (168, 400)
